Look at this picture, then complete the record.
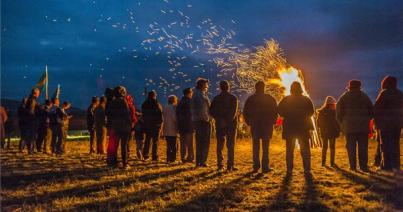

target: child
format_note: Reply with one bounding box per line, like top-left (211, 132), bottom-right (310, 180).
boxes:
top-left (162, 95), bottom-right (178, 163)
top-left (317, 96), bottom-right (340, 167)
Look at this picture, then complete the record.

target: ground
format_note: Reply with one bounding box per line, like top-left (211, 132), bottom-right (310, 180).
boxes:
top-left (1, 135), bottom-right (403, 211)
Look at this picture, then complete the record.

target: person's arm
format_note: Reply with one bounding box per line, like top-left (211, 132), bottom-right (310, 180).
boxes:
top-left (307, 98), bottom-right (315, 117)
top-left (336, 96), bottom-right (344, 124)
top-left (243, 97), bottom-right (251, 125)
top-left (229, 96), bottom-right (239, 121)
top-left (209, 96), bottom-right (218, 119)
top-left (365, 93), bottom-right (374, 119)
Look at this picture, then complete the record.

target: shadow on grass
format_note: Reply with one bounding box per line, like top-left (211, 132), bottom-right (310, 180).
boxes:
top-left (163, 171), bottom-right (259, 211)
top-left (301, 172), bottom-right (330, 211)
top-left (259, 174), bottom-right (295, 210)
top-left (334, 166), bottom-right (403, 210)
top-left (1, 166), bottom-right (193, 207)
top-left (67, 169), bottom-right (222, 211)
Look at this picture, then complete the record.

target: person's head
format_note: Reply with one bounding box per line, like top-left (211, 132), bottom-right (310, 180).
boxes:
top-left (219, 80), bottom-right (230, 92)
top-left (347, 80), bottom-right (361, 91)
top-left (45, 99), bottom-right (53, 107)
top-left (322, 96), bottom-right (337, 110)
top-left (62, 101), bottom-right (71, 110)
top-left (99, 96), bottom-right (107, 105)
top-left (196, 78), bottom-right (209, 92)
top-left (168, 95), bottom-right (178, 105)
top-left (91, 96), bottom-right (100, 105)
top-left (148, 90), bottom-right (157, 100)
top-left (183, 87), bottom-right (193, 98)
top-left (290, 81), bottom-right (303, 95)
top-left (52, 98), bottom-right (60, 107)
top-left (381, 75), bottom-right (397, 90)
top-left (105, 87), bottom-right (115, 100)
top-left (31, 88), bottom-right (40, 98)
top-left (255, 81), bottom-right (265, 94)
top-left (114, 86), bottom-right (127, 98)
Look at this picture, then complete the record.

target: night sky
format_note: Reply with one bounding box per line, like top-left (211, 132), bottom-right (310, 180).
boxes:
top-left (2, 0), bottom-right (402, 108)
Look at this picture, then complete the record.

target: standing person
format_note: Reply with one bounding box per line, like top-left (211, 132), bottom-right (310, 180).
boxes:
top-left (25, 88), bottom-right (41, 154)
top-left (0, 106), bottom-right (8, 149)
top-left (3, 108), bottom-right (13, 149)
top-left (94, 96), bottom-right (107, 154)
top-left (50, 97), bottom-right (60, 154)
top-left (126, 94), bottom-right (138, 159)
top-left (55, 102), bottom-right (72, 155)
top-left (374, 76), bottom-right (402, 172)
top-left (18, 97), bottom-right (28, 151)
top-left (210, 81), bottom-right (239, 172)
top-left (134, 115), bottom-right (145, 160)
top-left (278, 82), bottom-right (315, 175)
top-left (105, 88), bottom-right (118, 166)
top-left (108, 86), bottom-right (132, 168)
top-left (317, 96), bottom-right (340, 167)
top-left (244, 81), bottom-right (278, 173)
top-left (337, 80), bottom-right (373, 172)
top-left (163, 95), bottom-right (179, 163)
top-left (191, 78), bottom-right (212, 168)
top-left (36, 100), bottom-right (53, 153)
top-left (141, 91), bottom-right (163, 161)
top-left (87, 97), bottom-right (99, 154)
top-left (176, 88), bottom-right (194, 163)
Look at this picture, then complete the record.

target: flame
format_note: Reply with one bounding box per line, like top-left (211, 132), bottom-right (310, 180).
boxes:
top-left (278, 66), bottom-right (321, 148)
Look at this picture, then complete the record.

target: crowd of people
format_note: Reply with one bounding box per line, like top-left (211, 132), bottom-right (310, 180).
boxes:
top-left (0, 75), bottom-right (402, 175)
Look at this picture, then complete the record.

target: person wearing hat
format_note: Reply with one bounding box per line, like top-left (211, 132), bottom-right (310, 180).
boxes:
top-left (244, 81), bottom-right (278, 173)
top-left (317, 96), bottom-right (340, 167)
top-left (278, 81), bottom-right (315, 175)
top-left (336, 80), bottom-right (373, 172)
top-left (374, 76), bottom-right (402, 172)
top-left (87, 96), bottom-right (100, 154)
top-left (176, 88), bottom-right (194, 163)
top-left (191, 78), bottom-right (212, 167)
top-left (141, 90), bottom-right (163, 162)
top-left (24, 88), bottom-right (41, 154)
top-left (210, 80), bottom-right (239, 172)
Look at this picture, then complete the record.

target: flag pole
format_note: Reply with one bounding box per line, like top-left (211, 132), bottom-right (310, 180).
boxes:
top-left (45, 65), bottom-right (49, 100)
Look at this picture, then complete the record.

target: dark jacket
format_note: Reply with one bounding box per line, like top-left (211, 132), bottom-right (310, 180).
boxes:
top-left (141, 98), bottom-right (163, 130)
top-left (317, 107), bottom-right (340, 139)
top-left (25, 95), bottom-right (40, 125)
top-left (109, 97), bottom-right (132, 134)
top-left (94, 105), bottom-right (106, 129)
top-left (55, 108), bottom-right (70, 128)
top-left (210, 91), bottom-right (238, 131)
top-left (374, 88), bottom-right (403, 131)
top-left (278, 94), bottom-right (314, 139)
top-left (243, 93), bottom-right (278, 132)
top-left (176, 97), bottom-right (193, 134)
top-left (37, 105), bottom-right (52, 128)
top-left (86, 104), bottom-right (97, 131)
top-left (134, 117), bottom-right (145, 140)
top-left (336, 90), bottom-right (373, 134)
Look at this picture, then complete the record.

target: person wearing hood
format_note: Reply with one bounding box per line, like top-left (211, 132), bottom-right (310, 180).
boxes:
top-left (374, 76), bottom-right (402, 171)
top-left (278, 81), bottom-right (315, 175)
top-left (336, 80), bottom-right (373, 172)
top-left (317, 96), bottom-right (340, 167)
top-left (107, 86), bottom-right (132, 168)
top-left (141, 90), bottom-right (163, 161)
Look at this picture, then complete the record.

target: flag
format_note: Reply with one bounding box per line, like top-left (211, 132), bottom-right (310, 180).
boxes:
top-left (34, 67), bottom-right (48, 91)
top-left (52, 84), bottom-right (61, 100)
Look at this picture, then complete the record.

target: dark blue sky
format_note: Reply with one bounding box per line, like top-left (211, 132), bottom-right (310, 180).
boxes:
top-left (2, 0), bottom-right (402, 108)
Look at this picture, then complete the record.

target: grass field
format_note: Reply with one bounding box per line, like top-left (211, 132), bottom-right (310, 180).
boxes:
top-left (1, 134), bottom-right (403, 211)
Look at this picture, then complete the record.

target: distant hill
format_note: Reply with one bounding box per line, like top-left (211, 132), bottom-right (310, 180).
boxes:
top-left (1, 99), bottom-right (87, 132)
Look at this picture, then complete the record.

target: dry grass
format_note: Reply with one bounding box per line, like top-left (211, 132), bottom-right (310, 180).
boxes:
top-left (1, 134), bottom-right (403, 211)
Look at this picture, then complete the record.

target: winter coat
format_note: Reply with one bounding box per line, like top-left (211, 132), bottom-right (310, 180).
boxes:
top-left (37, 105), bottom-right (52, 128)
top-left (210, 91), bottom-right (238, 131)
top-left (191, 89), bottom-right (211, 122)
top-left (336, 90), bottom-right (373, 134)
top-left (176, 97), bottom-right (193, 134)
top-left (25, 95), bottom-right (40, 125)
top-left (316, 107), bottom-right (340, 139)
top-left (374, 88), bottom-right (403, 131)
top-left (141, 98), bottom-right (163, 130)
top-left (278, 94), bottom-right (314, 139)
top-left (86, 104), bottom-right (97, 131)
top-left (109, 97), bottom-right (132, 134)
top-left (55, 108), bottom-right (70, 128)
top-left (243, 93), bottom-right (278, 133)
top-left (94, 105), bottom-right (106, 129)
top-left (162, 104), bottom-right (178, 137)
